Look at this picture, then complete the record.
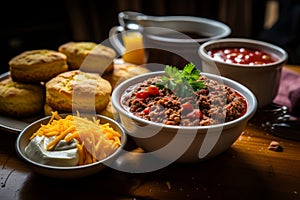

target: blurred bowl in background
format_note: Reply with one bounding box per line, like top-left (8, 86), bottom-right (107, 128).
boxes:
top-left (199, 38), bottom-right (288, 108)
top-left (110, 11), bottom-right (231, 69)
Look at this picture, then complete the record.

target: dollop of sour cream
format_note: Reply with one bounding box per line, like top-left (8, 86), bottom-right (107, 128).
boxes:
top-left (25, 135), bottom-right (79, 167)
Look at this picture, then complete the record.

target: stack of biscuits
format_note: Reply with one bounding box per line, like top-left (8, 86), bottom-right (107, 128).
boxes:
top-left (0, 41), bottom-right (150, 119)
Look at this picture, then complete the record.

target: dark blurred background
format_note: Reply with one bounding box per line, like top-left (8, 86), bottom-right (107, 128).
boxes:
top-left (0, 0), bottom-right (299, 74)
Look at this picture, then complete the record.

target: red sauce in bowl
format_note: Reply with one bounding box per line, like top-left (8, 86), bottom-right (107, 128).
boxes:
top-left (207, 47), bottom-right (278, 65)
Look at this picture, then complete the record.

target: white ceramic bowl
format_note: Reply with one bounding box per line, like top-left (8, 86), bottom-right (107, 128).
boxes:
top-left (199, 38), bottom-right (288, 108)
top-left (15, 114), bottom-right (127, 179)
top-left (112, 71), bottom-right (257, 163)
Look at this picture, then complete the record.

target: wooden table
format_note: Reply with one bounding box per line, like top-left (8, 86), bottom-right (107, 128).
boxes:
top-left (1, 65), bottom-right (299, 200)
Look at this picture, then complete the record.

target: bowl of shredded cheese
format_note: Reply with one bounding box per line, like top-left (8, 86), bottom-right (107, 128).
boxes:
top-left (15, 111), bottom-right (127, 179)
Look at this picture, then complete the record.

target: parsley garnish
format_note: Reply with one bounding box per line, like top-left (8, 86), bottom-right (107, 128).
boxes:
top-left (156, 63), bottom-right (205, 97)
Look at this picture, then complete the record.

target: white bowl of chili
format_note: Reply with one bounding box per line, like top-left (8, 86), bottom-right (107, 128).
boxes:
top-left (199, 38), bottom-right (288, 108)
top-left (15, 113), bottom-right (127, 179)
top-left (112, 64), bottom-right (257, 165)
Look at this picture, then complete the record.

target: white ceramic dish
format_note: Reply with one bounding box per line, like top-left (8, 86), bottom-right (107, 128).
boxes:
top-left (199, 38), bottom-right (288, 108)
top-left (112, 71), bottom-right (257, 163)
top-left (15, 114), bottom-right (127, 179)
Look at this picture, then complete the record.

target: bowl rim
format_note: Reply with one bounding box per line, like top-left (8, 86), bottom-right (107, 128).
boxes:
top-left (199, 37), bottom-right (288, 68)
top-left (143, 16), bottom-right (232, 43)
top-left (15, 114), bottom-right (127, 170)
top-left (112, 71), bottom-right (257, 132)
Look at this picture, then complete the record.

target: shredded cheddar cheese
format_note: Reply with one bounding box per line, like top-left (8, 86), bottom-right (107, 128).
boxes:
top-left (29, 111), bottom-right (121, 166)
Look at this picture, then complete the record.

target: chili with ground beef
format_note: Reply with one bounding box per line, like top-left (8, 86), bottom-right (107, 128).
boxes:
top-left (121, 75), bottom-right (247, 126)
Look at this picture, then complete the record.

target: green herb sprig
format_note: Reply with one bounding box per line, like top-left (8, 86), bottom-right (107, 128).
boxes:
top-left (156, 63), bottom-right (205, 97)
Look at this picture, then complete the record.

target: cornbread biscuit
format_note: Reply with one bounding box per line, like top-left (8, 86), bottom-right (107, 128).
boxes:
top-left (9, 49), bottom-right (68, 83)
top-left (0, 77), bottom-right (45, 117)
top-left (46, 70), bottom-right (112, 113)
top-left (103, 60), bottom-right (150, 89)
top-left (43, 102), bottom-right (56, 116)
top-left (100, 97), bottom-right (119, 120)
top-left (58, 41), bottom-right (116, 74)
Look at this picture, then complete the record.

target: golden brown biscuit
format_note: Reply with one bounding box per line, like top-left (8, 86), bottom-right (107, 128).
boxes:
top-left (43, 102), bottom-right (56, 116)
top-left (103, 60), bottom-right (150, 89)
top-left (46, 70), bottom-right (112, 113)
top-left (9, 49), bottom-right (68, 83)
top-left (0, 77), bottom-right (45, 117)
top-left (58, 41), bottom-right (116, 74)
top-left (100, 96), bottom-right (119, 120)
